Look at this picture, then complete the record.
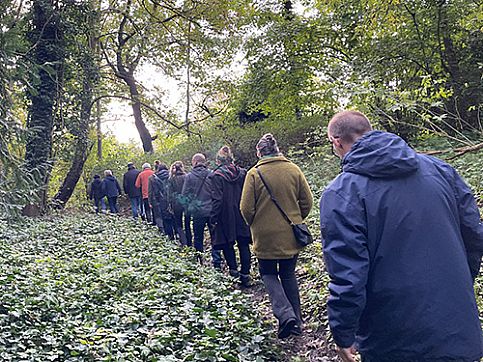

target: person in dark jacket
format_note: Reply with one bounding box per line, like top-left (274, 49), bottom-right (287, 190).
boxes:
top-left (211, 146), bottom-right (252, 286)
top-left (89, 174), bottom-right (104, 214)
top-left (148, 163), bottom-right (174, 238)
top-left (182, 153), bottom-right (222, 268)
top-left (320, 110), bottom-right (483, 362)
top-left (123, 162), bottom-right (142, 219)
top-left (168, 161), bottom-right (190, 246)
top-left (101, 170), bottom-right (122, 213)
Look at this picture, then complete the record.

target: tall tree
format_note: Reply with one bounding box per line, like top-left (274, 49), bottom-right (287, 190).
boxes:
top-left (25, 0), bottom-right (64, 209)
top-left (100, 0), bottom-right (157, 153)
top-left (312, 0), bottom-right (483, 136)
top-left (53, 1), bottom-right (99, 207)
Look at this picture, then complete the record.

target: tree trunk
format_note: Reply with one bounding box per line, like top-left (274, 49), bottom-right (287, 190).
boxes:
top-left (111, 0), bottom-right (154, 153)
top-left (53, 0), bottom-right (98, 207)
top-left (124, 71), bottom-right (154, 153)
top-left (53, 63), bottom-right (94, 207)
top-left (25, 0), bottom-right (63, 210)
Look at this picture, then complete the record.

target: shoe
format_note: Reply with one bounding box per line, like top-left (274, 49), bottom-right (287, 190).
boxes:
top-left (277, 318), bottom-right (297, 339)
top-left (291, 323), bottom-right (302, 336)
top-left (229, 269), bottom-right (240, 278)
top-left (240, 274), bottom-right (252, 288)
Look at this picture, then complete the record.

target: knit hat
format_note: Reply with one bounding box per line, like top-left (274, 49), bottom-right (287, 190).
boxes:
top-left (256, 133), bottom-right (280, 156)
top-left (216, 145), bottom-right (234, 164)
top-left (142, 163), bottom-right (151, 170)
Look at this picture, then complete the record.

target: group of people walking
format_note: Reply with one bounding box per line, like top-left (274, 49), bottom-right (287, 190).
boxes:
top-left (88, 110), bottom-right (482, 362)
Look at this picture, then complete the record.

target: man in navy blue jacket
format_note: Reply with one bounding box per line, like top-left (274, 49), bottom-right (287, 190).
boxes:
top-left (320, 110), bottom-right (483, 362)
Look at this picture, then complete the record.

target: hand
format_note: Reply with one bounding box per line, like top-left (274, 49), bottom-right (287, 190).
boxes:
top-left (336, 344), bottom-right (358, 362)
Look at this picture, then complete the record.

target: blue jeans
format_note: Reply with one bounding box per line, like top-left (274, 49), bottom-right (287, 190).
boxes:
top-left (193, 216), bottom-right (222, 268)
top-left (129, 196), bottom-right (142, 218)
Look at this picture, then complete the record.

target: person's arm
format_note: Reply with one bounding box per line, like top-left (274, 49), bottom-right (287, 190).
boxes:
top-left (148, 177), bottom-right (155, 206)
top-left (101, 181), bottom-right (106, 197)
top-left (116, 179), bottom-right (122, 195)
top-left (181, 174), bottom-right (191, 196)
top-left (453, 168), bottom-right (483, 280)
top-left (240, 171), bottom-right (256, 225)
top-left (135, 173), bottom-right (141, 189)
top-left (123, 175), bottom-right (128, 194)
top-left (210, 175), bottom-right (223, 225)
top-left (320, 188), bottom-right (369, 349)
top-left (298, 170), bottom-right (313, 219)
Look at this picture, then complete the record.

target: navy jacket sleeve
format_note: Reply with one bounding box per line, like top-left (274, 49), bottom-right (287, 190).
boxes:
top-left (123, 175), bottom-right (128, 194)
top-left (453, 169), bottom-right (483, 280)
top-left (320, 188), bottom-right (369, 348)
top-left (101, 181), bottom-right (106, 197)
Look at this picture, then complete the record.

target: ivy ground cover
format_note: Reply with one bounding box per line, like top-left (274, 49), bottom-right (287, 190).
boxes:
top-left (0, 215), bottom-right (279, 361)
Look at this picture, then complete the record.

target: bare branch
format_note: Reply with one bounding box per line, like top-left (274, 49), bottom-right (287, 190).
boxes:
top-left (90, 94), bottom-right (201, 136)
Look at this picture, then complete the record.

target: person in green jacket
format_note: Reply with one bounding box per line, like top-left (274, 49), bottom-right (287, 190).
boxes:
top-left (240, 133), bottom-right (313, 339)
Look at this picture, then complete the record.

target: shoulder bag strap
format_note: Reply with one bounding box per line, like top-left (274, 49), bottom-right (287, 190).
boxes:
top-left (256, 167), bottom-right (293, 225)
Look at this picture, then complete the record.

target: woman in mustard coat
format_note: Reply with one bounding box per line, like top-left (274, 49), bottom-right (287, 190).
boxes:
top-left (240, 133), bottom-right (313, 338)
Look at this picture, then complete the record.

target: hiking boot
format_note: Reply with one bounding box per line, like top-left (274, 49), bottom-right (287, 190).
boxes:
top-left (240, 273), bottom-right (252, 288)
top-left (277, 318), bottom-right (297, 339)
top-left (291, 323), bottom-right (302, 336)
top-left (229, 269), bottom-right (240, 278)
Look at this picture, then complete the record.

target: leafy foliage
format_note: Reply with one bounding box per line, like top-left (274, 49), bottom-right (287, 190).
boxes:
top-left (0, 214), bottom-right (280, 361)
top-left (0, 1), bottom-right (41, 217)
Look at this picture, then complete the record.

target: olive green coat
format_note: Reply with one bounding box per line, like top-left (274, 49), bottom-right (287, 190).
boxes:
top-left (240, 156), bottom-right (313, 259)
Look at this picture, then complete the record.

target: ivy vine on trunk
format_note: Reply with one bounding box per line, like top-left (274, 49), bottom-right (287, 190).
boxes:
top-left (25, 0), bottom-right (64, 211)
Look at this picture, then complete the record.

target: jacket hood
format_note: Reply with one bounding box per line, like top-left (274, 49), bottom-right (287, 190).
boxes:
top-left (155, 169), bottom-right (169, 181)
top-left (214, 164), bottom-right (244, 182)
top-left (92, 178), bottom-right (102, 185)
top-left (191, 164), bottom-right (210, 179)
top-left (105, 175), bottom-right (117, 182)
top-left (342, 131), bottom-right (419, 178)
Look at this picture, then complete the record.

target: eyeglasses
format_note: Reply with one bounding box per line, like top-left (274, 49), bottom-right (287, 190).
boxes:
top-left (328, 135), bottom-right (339, 144)
top-left (328, 136), bottom-right (340, 158)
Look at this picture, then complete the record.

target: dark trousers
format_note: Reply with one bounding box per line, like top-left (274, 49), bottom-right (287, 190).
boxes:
top-left (107, 196), bottom-right (119, 213)
top-left (192, 216), bottom-right (222, 268)
top-left (93, 197), bottom-right (107, 213)
top-left (93, 197), bottom-right (101, 213)
top-left (163, 217), bottom-right (174, 240)
top-left (222, 238), bottom-right (251, 275)
top-left (152, 205), bottom-right (164, 232)
top-left (142, 198), bottom-right (152, 223)
top-left (258, 255), bottom-right (302, 326)
top-left (173, 209), bottom-right (189, 246)
top-left (185, 213), bottom-right (192, 246)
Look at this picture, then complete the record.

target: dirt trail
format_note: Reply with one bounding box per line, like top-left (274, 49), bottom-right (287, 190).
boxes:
top-left (242, 279), bottom-right (339, 362)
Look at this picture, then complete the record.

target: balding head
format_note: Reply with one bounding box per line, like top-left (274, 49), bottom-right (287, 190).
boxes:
top-left (328, 111), bottom-right (372, 144)
top-left (192, 153), bottom-right (206, 166)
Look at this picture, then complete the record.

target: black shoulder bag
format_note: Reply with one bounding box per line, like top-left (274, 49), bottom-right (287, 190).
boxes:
top-left (256, 168), bottom-right (313, 247)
